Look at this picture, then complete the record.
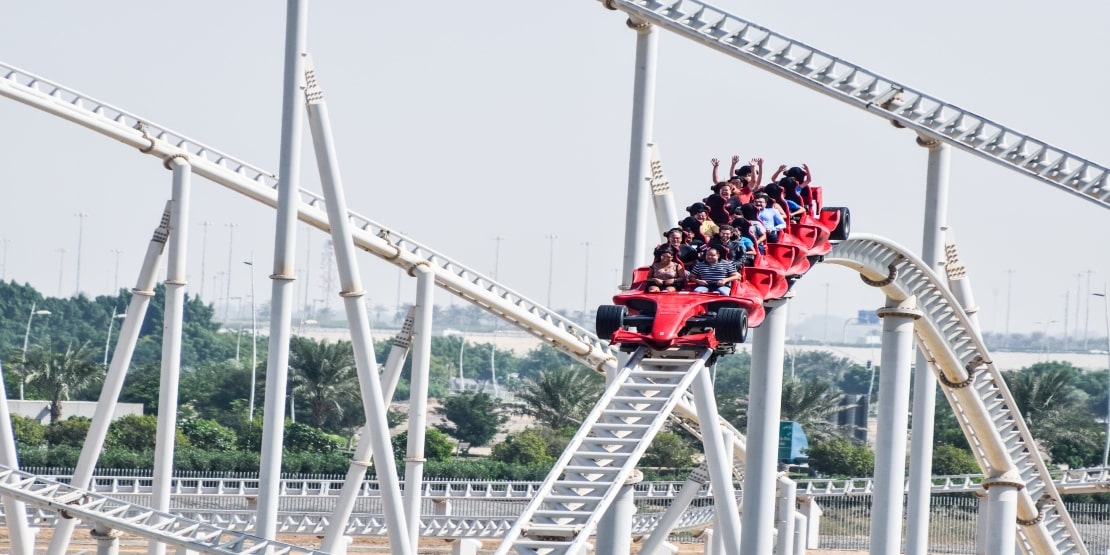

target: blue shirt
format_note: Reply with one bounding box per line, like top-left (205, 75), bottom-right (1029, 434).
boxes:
top-left (758, 207), bottom-right (786, 231)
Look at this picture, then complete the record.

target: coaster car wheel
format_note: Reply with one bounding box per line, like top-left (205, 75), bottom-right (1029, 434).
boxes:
top-left (596, 304), bottom-right (628, 339)
top-left (714, 307), bottom-right (749, 344)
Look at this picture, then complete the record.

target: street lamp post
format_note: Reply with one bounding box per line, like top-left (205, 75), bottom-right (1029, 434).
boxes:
top-left (1092, 289), bottom-right (1110, 467)
top-left (244, 259), bottom-right (257, 421)
top-left (842, 317), bottom-right (861, 345)
top-left (546, 235), bottom-right (558, 308)
top-left (110, 249), bottom-right (123, 293)
top-left (22, 303), bottom-right (51, 400)
top-left (1034, 320), bottom-right (1058, 361)
top-left (102, 311), bottom-right (127, 366)
top-left (74, 212), bottom-right (87, 296)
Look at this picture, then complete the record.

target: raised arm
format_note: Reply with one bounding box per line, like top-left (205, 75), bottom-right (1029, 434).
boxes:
top-left (711, 158), bottom-right (721, 185)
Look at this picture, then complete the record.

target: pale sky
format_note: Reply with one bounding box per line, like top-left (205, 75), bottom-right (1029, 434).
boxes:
top-left (2, 1), bottom-right (1109, 342)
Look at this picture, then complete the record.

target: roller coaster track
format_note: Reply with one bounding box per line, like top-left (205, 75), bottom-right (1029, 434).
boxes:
top-left (600, 0), bottom-right (1110, 212)
top-left (3, 1), bottom-right (1107, 550)
top-left (826, 235), bottom-right (1085, 555)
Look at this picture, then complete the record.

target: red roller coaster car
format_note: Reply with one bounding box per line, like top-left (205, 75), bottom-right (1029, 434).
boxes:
top-left (597, 203), bottom-right (849, 356)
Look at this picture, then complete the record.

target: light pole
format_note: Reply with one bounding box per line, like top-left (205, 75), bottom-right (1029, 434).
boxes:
top-left (224, 222), bottom-right (239, 320)
top-left (1034, 320), bottom-right (1058, 360)
top-left (103, 311), bottom-right (127, 365)
top-left (546, 235), bottom-right (558, 308)
top-left (842, 317), bottom-right (861, 345)
top-left (74, 212), bottom-right (87, 296)
top-left (492, 236), bottom-right (503, 280)
top-left (110, 249), bottom-right (123, 293)
top-left (1006, 269), bottom-right (1015, 348)
top-left (244, 259), bottom-right (257, 421)
top-left (22, 303), bottom-right (51, 400)
top-left (199, 221), bottom-right (211, 299)
top-left (56, 248), bottom-right (67, 296)
top-left (1, 237), bottom-right (10, 280)
top-left (1092, 289), bottom-right (1110, 467)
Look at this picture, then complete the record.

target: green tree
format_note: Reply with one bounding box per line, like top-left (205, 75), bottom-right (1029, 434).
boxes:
top-left (44, 417), bottom-right (91, 448)
top-left (436, 391), bottom-right (507, 450)
top-left (1004, 363), bottom-right (1103, 465)
top-left (514, 367), bottom-right (604, 429)
top-left (641, 432), bottom-right (697, 470)
top-left (932, 444), bottom-right (980, 475)
top-left (106, 414), bottom-right (191, 450)
top-left (806, 439), bottom-right (874, 477)
top-left (780, 377), bottom-right (846, 443)
top-left (9, 414), bottom-right (46, 447)
top-left (20, 342), bottom-right (102, 422)
top-left (490, 430), bottom-right (553, 466)
top-left (283, 421), bottom-right (342, 453)
top-left (179, 417), bottom-right (237, 451)
top-left (289, 337), bottom-right (359, 430)
top-left (392, 428), bottom-right (456, 463)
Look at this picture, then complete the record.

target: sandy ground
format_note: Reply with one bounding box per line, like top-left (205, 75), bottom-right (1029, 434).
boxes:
top-left (22, 528), bottom-right (865, 554)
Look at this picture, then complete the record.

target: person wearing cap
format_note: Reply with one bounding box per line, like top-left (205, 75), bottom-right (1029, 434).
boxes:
top-left (686, 202), bottom-right (719, 244)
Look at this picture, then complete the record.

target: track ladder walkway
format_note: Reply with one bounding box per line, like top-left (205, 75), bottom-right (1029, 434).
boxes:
top-left (0, 466), bottom-right (324, 555)
top-left (600, 0), bottom-right (1110, 211)
top-left (826, 235), bottom-right (1085, 555)
top-left (495, 348), bottom-right (711, 555)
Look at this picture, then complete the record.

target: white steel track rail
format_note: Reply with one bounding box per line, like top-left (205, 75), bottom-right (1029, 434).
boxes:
top-left (0, 60), bottom-right (616, 373)
top-left (826, 234), bottom-right (1085, 555)
top-left (0, 466), bottom-right (325, 555)
top-left (0, 59), bottom-right (758, 460)
top-left (495, 347), bottom-right (712, 555)
top-left (599, 0), bottom-right (1110, 211)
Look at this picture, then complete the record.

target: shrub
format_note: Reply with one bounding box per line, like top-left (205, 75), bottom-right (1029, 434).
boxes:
top-left (806, 439), bottom-right (874, 477)
top-left (284, 421), bottom-right (341, 453)
top-left (17, 445), bottom-right (80, 467)
top-left (391, 428), bottom-right (456, 463)
top-left (10, 414), bottom-right (46, 447)
top-left (641, 432), bottom-right (697, 470)
top-left (179, 418), bottom-right (237, 451)
top-left (45, 417), bottom-right (91, 448)
top-left (490, 431), bottom-right (553, 466)
top-left (932, 444), bottom-right (980, 476)
top-left (107, 414), bottom-right (190, 450)
top-left (99, 448), bottom-right (154, 470)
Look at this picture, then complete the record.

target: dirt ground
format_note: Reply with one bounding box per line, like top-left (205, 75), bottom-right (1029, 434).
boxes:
top-left (18, 527), bottom-right (864, 554)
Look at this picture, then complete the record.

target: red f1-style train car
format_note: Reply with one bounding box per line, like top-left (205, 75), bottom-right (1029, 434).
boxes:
top-left (597, 190), bottom-right (849, 358)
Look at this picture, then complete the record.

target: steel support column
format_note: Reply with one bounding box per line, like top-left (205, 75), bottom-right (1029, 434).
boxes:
top-left (306, 57), bottom-right (411, 555)
top-left (742, 296), bottom-right (790, 555)
top-left (905, 136), bottom-right (949, 555)
top-left (149, 158), bottom-right (192, 555)
top-left (981, 472), bottom-right (1022, 555)
top-left (48, 206), bottom-right (171, 554)
top-left (256, 0), bottom-right (308, 540)
top-left (404, 267), bottom-right (436, 551)
top-left (619, 17), bottom-right (657, 289)
top-left (869, 297), bottom-right (921, 555)
top-left (595, 471), bottom-right (641, 555)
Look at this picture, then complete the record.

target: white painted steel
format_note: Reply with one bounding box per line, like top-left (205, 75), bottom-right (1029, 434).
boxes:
top-left (906, 137), bottom-right (950, 555)
top-left (147, 160), bottom-right (192, 555)
top-left (638, 464), bottom-right (710, 555)
top-left (597, 0), bottom-right (1110, 212)
top-left (826, 235), bottom-right (1085, 555)
top-left (304, 59), bottom-right (411, 555)
top-left (742, 297), bottom-right (789, 555)
top-left (381, 308), bottom-right (416, 399)
top-left (257, 0), bottom-right (308, 542)
top-left (691, 364), bottom-right (741, 552)
top-left (404, 267), bottom-right (436, 552)
top-left (648, 144), bottom-right (679, 237)
top-left (0, 466), bottom-right (326, 554)
top-left (869, 298), bottom-right (919, 555)
top-left (45, 206), bottom-right (170, 552)
top-left (620, 20), bottom-right (658, 290)
top-left (774, 476), bottom-right (796, 555)
top-left (0, 366), bottom-right (33, 554)
top-left (495, 348), bottom-right (711, 555)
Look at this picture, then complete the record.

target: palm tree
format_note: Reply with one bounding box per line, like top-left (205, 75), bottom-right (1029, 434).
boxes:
top-left (288, 337), bottom-right (359, 429)
top-left (514, 367), bottom-right (605, 430)
top-left (780, 377), bottom-right (845, 443)
top-left (22, 342), bottom-right (102, 423)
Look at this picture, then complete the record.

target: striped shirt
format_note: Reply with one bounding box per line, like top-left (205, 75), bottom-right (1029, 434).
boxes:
top-left (691, 260), bottom-right (737, 283)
